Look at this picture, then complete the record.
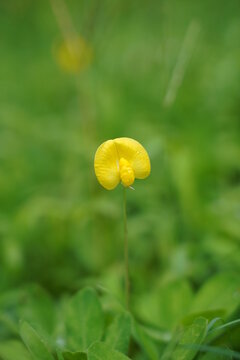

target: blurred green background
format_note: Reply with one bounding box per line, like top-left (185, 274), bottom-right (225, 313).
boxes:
top-left (0, 0), bottom-right (240, 306)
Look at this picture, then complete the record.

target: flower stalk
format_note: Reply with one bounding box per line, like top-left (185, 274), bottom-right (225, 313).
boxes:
top-left (123, 187), bottom-right (130, 309)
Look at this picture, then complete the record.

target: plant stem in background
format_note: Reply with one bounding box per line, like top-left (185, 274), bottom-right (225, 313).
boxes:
top-left (163, 20), bottom-right (200, 107)
top-left (123, 187), bottom-right (130, 310)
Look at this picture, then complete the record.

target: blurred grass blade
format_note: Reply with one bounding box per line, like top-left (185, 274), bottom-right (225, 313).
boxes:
top-left (208, 318), bottom-right (240, 334)
top-left (193, 344), bottom-right (240, 359)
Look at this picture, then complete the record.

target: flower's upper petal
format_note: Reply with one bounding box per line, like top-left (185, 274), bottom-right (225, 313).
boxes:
top-left (94, 140), bottom-right (120, 190)
top-left (114, 138), bottom-right (151, 179)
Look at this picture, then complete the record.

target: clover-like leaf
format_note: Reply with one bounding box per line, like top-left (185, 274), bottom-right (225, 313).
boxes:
top-left (171, 317), bottom-right (208, 360)
top-left (88, 342), bottom-right (131, 360)
top-left (20, 321), bottom-right (54, 360)
top-left (66, 287), bottom-right (104, 351)
top-left (105, 312), bottom-right (131, 354)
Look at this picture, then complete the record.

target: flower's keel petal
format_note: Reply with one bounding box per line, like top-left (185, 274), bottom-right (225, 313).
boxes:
top-left (114, 138), bottom-right (151, 179)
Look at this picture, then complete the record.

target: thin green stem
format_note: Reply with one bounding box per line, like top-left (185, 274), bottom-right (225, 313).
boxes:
top-left (123, 187), bottom-right (130, 309)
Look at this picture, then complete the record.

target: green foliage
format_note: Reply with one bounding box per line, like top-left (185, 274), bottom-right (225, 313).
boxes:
top-left (88, 342), bottom-right (131, 360)
top-left (0, 340), bottom-right (32, 360)
top-left (65, 288), bottom-right (104, 351)
top-left (62, 351), bottom-right (88, 360)
top-left (132, 319), bottom-right (159, 360)
top-left (135, 279), bottom-right (193, 329)
top-left (0, 286), bottom-right (238, 359)
top-left (0, 0), bottom-right (240, 359)
top-left (105, 312), bottom-right (131, 353)
top-left (170, 317), bottom-right (208, 360)
top-left (18, 285), bottom-right (56, 335)
top-left (190, 273), bottom-right (240, 317)
top-left (20, 321), bottom-right (54, 360)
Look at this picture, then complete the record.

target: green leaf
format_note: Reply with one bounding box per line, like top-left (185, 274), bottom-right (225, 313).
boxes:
top-left (57, 350), bottom-right (64, 360)
top-left (88, 342), bottom-right (130, 360)
top-left (135, 279), bottom-right (193, 329)
top-left (20, 321), bottom-right (54, 360)
top-left (139, 324), bottom-right (171, 343)
top-left (0, 340), bottom-right (32, 360)
top-left (105, 312), bottom-right (131, 354)
top-left (171, 317), bottom-right (208, 360)
top-left (19, 285), bottom-right (56, 349)
top-left (62, 351), bottom-right (88, 360)
top-left (182, 310), bottom-right (225, 326)
top-left (190, 273), bottom-right (240, 318)
top-left (161, 329), bottom-right (181, 360)
top-left (19, 285), bottom-right (55, 335)
top-left (66, 287), bottom-right (104, 351)
top-left (132, 319), bottom-right (159, 360)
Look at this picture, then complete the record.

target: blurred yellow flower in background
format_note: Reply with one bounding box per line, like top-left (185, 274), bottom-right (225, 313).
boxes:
top-left (55, 36), bottom-right (93, 73)
top-left (94, 137), bottom-right (151, 190)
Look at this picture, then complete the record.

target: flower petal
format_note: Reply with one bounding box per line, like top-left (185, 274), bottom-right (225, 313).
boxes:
top-left (94, 140), bottom-right (120, 190)
top-left (114, 138), bottom-right (151, 179)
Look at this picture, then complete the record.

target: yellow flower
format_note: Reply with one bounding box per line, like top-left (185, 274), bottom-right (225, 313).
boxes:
top-left (55, 36), bottom-right (93, 74)
top-left (94, 137), bottom-right (151, 190)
